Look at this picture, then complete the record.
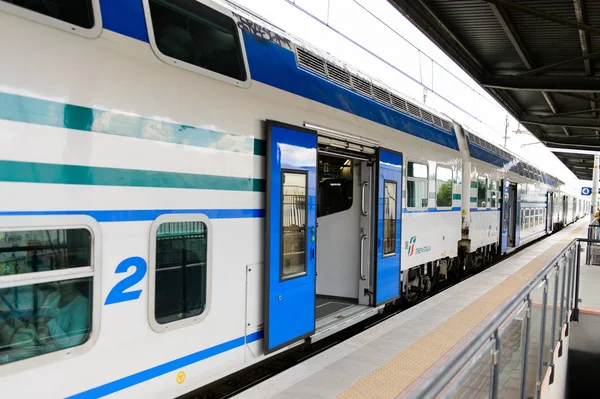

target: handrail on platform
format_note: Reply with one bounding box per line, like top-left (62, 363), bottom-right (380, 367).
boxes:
top-left (409, 230), bottom-right (599, 399)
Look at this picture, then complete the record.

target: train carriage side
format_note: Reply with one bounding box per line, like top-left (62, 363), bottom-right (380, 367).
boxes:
top-left (457, 129), bottom-right (559, 259)
top-left (0, 0), bottom-right (465, 397)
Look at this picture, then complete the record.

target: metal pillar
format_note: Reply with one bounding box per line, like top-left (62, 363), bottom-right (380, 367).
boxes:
top-left (591, 154), bottom-right (599, 222)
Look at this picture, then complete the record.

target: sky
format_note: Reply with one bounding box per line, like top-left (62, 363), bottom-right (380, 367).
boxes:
top-left (228, 0), bottom-right (583, 186)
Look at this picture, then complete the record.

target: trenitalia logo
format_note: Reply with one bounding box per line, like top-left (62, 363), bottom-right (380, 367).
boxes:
top-left (407, 236), bottom-right (416, 256)
top-left (406, 236), bottom-right (431, 257)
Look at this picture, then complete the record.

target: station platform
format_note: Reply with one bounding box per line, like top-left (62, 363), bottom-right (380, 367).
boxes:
top-left (236, 219), bottom-right (588, 399)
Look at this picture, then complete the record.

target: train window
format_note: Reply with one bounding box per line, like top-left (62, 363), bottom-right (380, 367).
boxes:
top-left (0, 0), bottom-right (100, 38)
top-left (490, 181), bottom-right (498, 208)
top-left (521, 210), bottom-right (525, 229)
top-left (151, 217), bottom-right (209, 328)
top-left (146, 0), bottom-right (248, 84)
top-left (0, 229), bottom-right (91, 276)
top-left (407, 161), bottom-right (428, 208)
top-left (0, 223), bottom-right (95, 366)
top-left (318, 155), bottom-right (353, 217)
top-left (0, 0), bottom-right (94, 27)
top-left (477, 177), bottom-right (487, 208)
top-left (383, 181), bottom-right (397, 256)
top-left (525, 209), bottom-right (530, 229)
top-left (281, 171), bottom-right (307, 280)
top-left (435, 166), bottom-right (453, 208)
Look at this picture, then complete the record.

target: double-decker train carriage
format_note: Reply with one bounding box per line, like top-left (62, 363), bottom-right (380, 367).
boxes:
top-left (0, 0), bottom-right (586, 397)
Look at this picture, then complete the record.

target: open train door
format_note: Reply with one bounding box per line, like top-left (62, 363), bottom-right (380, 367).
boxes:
top-left (514, 184), bottom-right (521, 247)
top-left (546, 191), bottom-right (553, 233)
top-left (374, 148), bottom-right (403, 305)
top-left (264, 121), bottom-right (317, 354)
top-left (500, 179), bottom-right (510, 253)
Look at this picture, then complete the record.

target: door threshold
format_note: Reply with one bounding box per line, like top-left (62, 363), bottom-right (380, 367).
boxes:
top-left (311, 304), bottom-right (383, 343)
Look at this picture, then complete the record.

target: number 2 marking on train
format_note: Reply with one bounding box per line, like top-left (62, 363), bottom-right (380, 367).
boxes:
top-left (105, 256), bottom-right (148, 305)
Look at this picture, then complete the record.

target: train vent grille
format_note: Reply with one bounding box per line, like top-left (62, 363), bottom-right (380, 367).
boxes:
top-left (391, 94), bottom-right (407, 111)
top-left (297, 47), bottom-right (326, 75)
top-left (294, 46), bottom-right (452, 132)
top-left (351, 75), bottom-right (372, 96)
top-left (407, 102), bottom-right (422, 118)
top-left (372, 85), bottom-right (391, 104)
top-left (326, 62), bottom-right (351, 87)
top-left (421, 110), bottom-right (434, 124)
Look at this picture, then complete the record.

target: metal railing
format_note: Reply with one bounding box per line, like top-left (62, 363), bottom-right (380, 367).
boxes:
top-left (586, 224), bottom-right (600, 265)
top-left (409, 234), bottom-right (596, 399)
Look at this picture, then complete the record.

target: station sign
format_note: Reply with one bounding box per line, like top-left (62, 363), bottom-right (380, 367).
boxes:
top-left (581, 187), bottom-right (600, 196)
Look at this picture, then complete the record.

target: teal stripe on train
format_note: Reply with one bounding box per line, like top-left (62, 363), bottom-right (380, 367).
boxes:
top-left (0, 161), bottom-right (265, 192)
top-left (0, 92), bottom-right (265, 156)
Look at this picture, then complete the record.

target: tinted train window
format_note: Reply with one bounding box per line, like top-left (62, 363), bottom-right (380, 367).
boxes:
top-left (318, 155), bottom-right (353, 217)
top-left (281, 171), bottom-right (307, 280)
top-left (490, 181), bottom-right (498, 208)
top-left (435, 166), bottom-right (452, 208)
top-left (383, 181), bottom-right (397, 255)
top-left (0, 227), bottom-right (93, 365)
top-left (0, 229), bottom-right (91, 276)
top-left (0, 0), bottom-right (94, 28)
top-left (148, 0), bottom-right (247, 81)
top-left (154, 221), bottom-right (207, 324)
top-left (477, 177), bottom-right (487, 208)
top-left (407, 161), bottom-right (428, 208)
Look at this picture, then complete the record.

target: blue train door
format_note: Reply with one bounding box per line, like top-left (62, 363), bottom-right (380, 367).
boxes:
top-left (264, 121), bottom-right (317, 354)
top-left (514, 184), bottom-right (521, 246)
top-left (374, 149), bottom-right (403, 305)
top-left (500, 179), bottom-right (510, 253)
top-left (546, 192), bottom-right (553, 233)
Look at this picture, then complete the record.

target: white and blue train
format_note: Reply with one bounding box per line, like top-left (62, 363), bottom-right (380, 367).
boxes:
top-left (0, 0), bottom-right (588, 397)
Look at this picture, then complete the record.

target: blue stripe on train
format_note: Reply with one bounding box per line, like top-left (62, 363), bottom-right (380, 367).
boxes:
top-left (98, 0), bottom-right (460, 151)
top-left (0, 208), bottom-right (264, 222)
top-left (66, 330), bottom-right (264, 398)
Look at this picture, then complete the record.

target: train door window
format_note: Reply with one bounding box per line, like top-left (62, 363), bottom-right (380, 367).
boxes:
top-left (149, 214), bottom-right (211, 332)
top-left (490, 181), bottom-right (498, 208)
top-left (407, 161), bottom-right (428, 208)
top-left (145, 0), bottom-right (249, 85)
top-left (0, 0), bottom-right (101, 38)
top-left (383, 181), bottom-right (397, 256)
top-left (318, 155), bottom-right (353, 217)
top-left (521, 210), bottom-right (525, 229)
top-left (0, 219), bottom-right (97, 366)
top-left (281, 171), bottom-right (307, 280)
top-left (477, 177), bottom-right (488, 208)
top-left (435, 166), bottom-right (453, 208)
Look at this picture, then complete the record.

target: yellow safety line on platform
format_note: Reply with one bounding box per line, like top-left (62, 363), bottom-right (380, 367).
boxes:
top-left (336, 223), bottom-right (587, 399)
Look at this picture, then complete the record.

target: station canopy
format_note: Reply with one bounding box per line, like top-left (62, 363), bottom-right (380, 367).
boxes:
top-left (389, 0), bottom-right (600, 180)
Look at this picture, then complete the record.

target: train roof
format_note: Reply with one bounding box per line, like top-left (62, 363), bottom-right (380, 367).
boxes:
top-left (218, 0), bottom-right (460, 150)
top-left (464, 129), bottom-right (563, 187)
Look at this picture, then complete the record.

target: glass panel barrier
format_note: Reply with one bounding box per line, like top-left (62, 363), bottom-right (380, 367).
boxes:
top-left (543, 270), bottom-right (556, 373)
top-left (445, 340), bottom-right (493, 399)
top-left (525, 281), bottom-right (546, 398)
top-left (555, 261), bottom-right (565, 345)
top-left (497, 302), bottom-right (527, 399)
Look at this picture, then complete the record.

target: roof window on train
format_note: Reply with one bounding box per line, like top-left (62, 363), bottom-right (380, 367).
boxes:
top-left (149, 215), bottom-right (211, 332)
top-left (407, 161), bottom-right (428, 208)
top-left (0, 227), bottom-right (93, 365)
top-left (146, 0), bottom-right (248, 84)
top-left (0, 0), bottom-right (101, 38)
